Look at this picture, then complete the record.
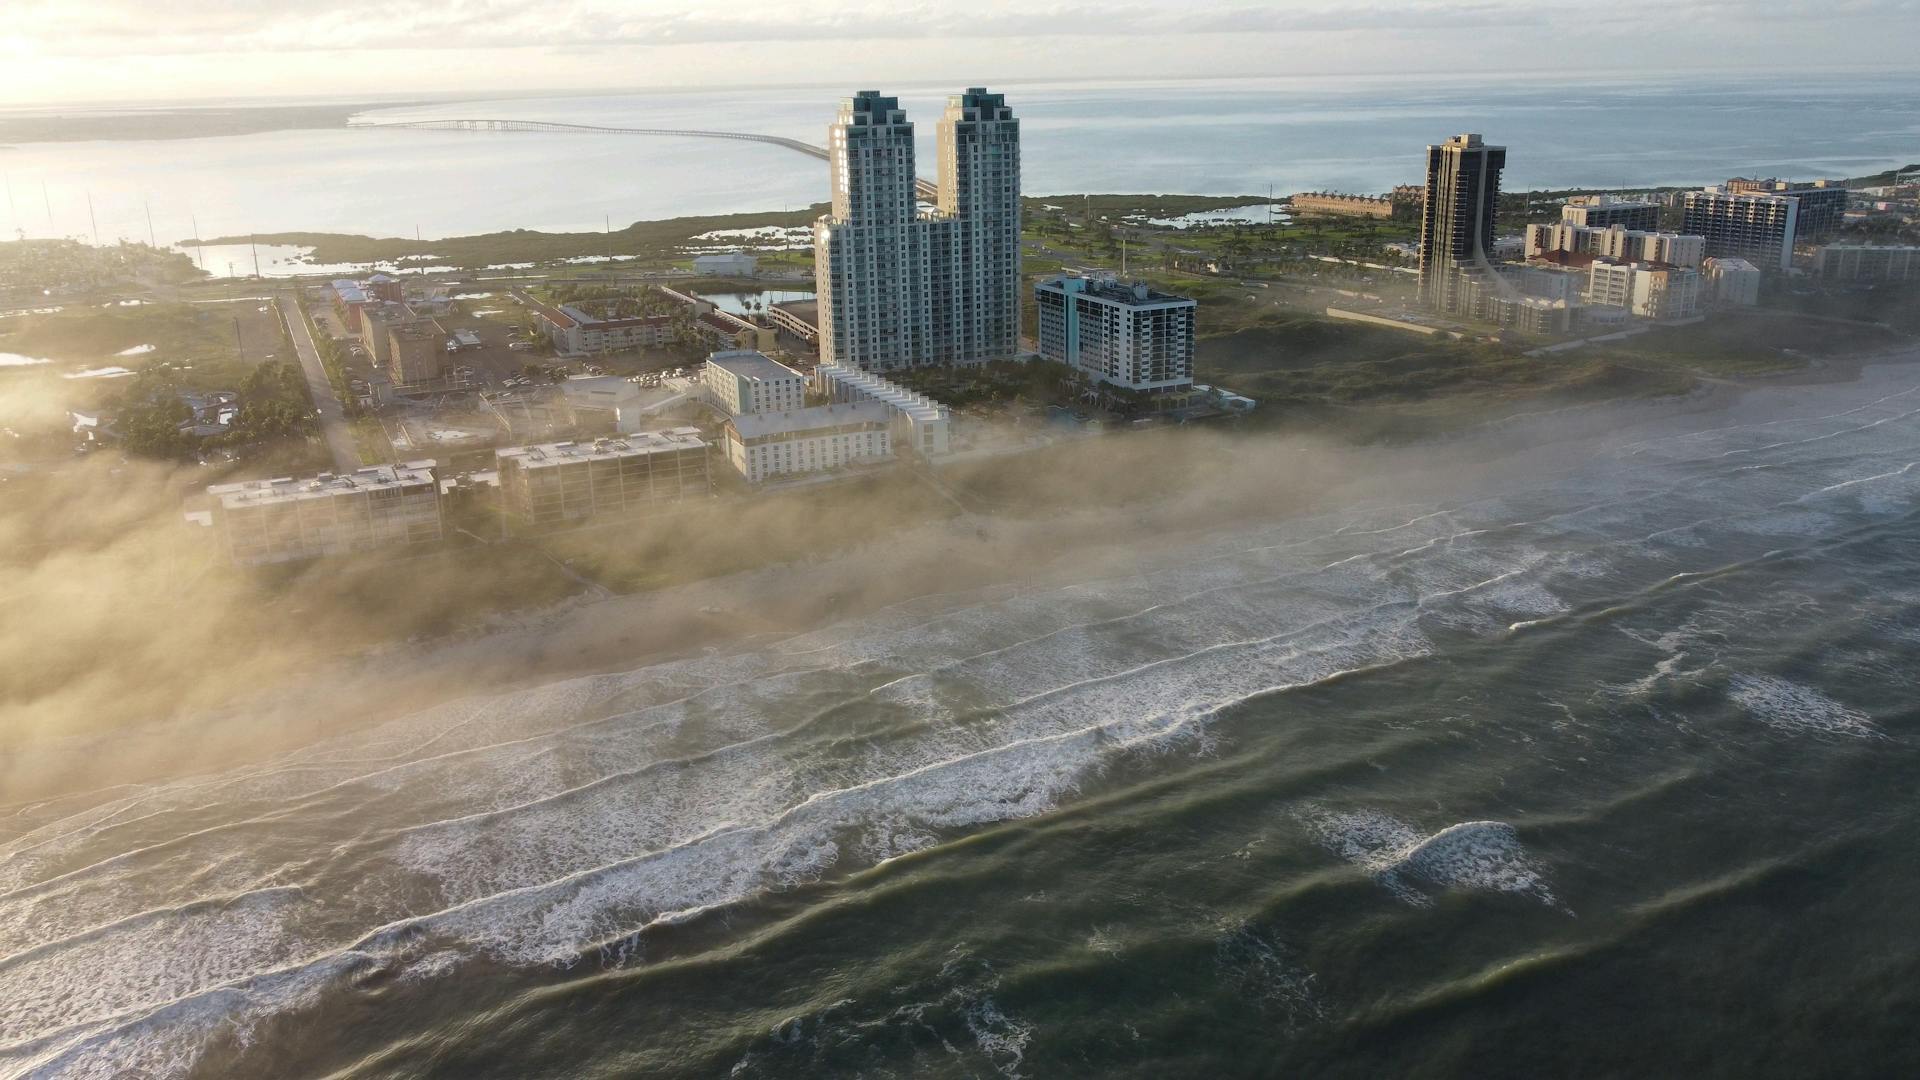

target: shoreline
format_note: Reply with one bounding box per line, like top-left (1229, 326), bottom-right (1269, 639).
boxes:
top-left (5, 341), bottom-right (1915, 810)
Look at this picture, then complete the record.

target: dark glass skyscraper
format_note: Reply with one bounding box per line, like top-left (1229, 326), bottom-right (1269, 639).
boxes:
top-left (1419, 133), bottom-right (1506, 312)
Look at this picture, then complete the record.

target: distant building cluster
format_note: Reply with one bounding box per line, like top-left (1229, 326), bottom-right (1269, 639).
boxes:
top-left (330, 274), bottom-right (455, 388)
top-left (518, 286), bottom-right (770, 358)
top-left (1412, 130), bottom-right (1892, 333)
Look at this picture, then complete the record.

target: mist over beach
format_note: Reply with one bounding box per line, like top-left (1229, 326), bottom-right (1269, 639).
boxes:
top-left (6, 2), bottom-right (1920, 1076)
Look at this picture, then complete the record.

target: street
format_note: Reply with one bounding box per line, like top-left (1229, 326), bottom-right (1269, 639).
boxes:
top-left (280, 289), bottom-right (360, 472)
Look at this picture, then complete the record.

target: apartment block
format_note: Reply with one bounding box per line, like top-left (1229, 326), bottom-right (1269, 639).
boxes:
top-left (815, 88), bottom-right (1020, 372)
top-left (1683, 189), bottom-right (1798, 271)
top-left (208, 462), bottom-right (443, 566)
top-left (495, 431), bottom-right (710, 526)
top-left (387, 320), bottom-right (446, 386)
top-left (1035, 276), bottom-right (1197, 397)
top-left (520, 291), bottom-right (675, 357)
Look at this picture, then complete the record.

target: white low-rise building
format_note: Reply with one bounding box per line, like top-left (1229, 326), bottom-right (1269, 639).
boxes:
top-left (208, 461), bottom-right (442, 565)
top-left (1703, 257), bottom-right (1763, 306)
top-left (812, 361), bottom-right (952, 457)
top-left (700, 350), bottom-right (809, 416)
top-left (722, 401), bottom-right (894, 483)
top-left (693, 252), bottom-right (758, 277)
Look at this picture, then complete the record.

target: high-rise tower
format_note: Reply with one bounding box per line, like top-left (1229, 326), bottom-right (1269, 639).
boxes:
top-left (815, 88), bottom-right (1021, 372)
top-left (815, 91), bottom-right (929, 371)
top-left (934, 88), bottom-right (1021, 364)
top-left (1419, 133), bottom-right (1506, 313)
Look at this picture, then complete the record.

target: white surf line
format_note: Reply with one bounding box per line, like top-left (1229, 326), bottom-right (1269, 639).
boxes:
top-left (4, 560), bottom-right (1509, 966)
top-left (1795, 459), bottom-right (1920, 500)
top-left (6, 638), bottom-right (1422, 1074)
top-left (1615, 380), bottom-right (1920, 456)
top-left (0, 655), bottom-right (868, 870)
top-left (1715, 404), bottom-right (1920, 459)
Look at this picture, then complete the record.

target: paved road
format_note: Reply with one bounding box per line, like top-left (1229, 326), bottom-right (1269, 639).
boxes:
top-left (280, 291), bottom-right (360, 472)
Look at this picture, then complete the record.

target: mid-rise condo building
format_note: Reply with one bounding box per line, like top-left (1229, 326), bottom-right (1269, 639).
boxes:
top-left (1034, 276), bottom-right (1197, 397)
top-left (1585, 259), bottom-right (1702, 320)
top-left (1703, 257), bottom-right (1763, 305)
top-left (812, 362), bottom-right (952, 457)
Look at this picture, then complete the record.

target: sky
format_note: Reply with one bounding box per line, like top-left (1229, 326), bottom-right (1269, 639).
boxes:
top-left (3, 0), bottom-right (1919, 106)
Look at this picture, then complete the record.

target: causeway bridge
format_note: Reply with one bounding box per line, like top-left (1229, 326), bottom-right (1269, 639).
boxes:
top-left (357, 119), bottom-right (939, 199)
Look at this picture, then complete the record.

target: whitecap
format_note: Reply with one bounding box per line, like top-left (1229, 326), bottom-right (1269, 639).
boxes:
top-left (1727, 673), bottom-right (1879, 738)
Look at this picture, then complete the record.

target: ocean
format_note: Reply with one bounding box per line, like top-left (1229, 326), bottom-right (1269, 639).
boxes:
top-left (2, 359), bottom-right (1918, 1077)
top-left (3, 72), bottom-right (1918, 245)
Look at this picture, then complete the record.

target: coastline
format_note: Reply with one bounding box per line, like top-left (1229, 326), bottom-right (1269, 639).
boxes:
top-left (6, 341), bottom-right (1915, 810)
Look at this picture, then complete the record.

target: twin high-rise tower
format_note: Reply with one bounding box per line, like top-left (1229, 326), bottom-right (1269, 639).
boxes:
top-left (815, 89), bottom-right (1021, 371)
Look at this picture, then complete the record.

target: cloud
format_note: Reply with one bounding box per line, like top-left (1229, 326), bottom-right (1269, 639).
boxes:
top-left (8, 0), bottom-right (1916, 58)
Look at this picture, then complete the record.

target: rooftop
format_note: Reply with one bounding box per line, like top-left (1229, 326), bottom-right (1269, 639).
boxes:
top-left (209, 461), bottom-right (438, 508)
top-left (1039, 275), bottom-right (1195, 307)
top-left (706, 349), bottom-right (805, 383)
top-left (495, 429), bottom-right (707, 467)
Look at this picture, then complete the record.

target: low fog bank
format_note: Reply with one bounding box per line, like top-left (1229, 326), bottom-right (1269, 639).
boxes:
top-left (1, 356), bottom-right (1903, 814)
